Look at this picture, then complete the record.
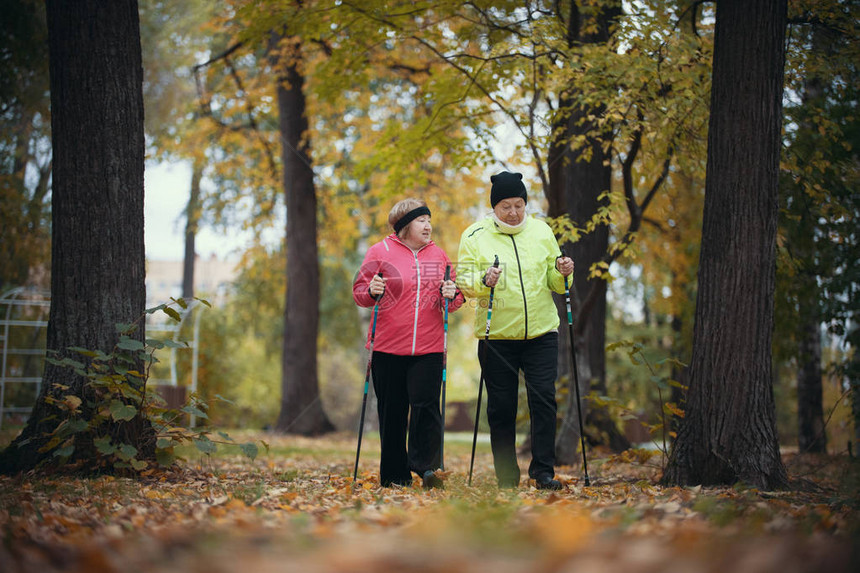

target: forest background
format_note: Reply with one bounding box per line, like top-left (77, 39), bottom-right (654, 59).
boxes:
top-left (1, 0), bottom-right (858, 473)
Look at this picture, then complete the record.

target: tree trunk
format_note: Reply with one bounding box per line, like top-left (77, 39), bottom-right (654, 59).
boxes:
top-left (850, 324), bottom-right (860, 457)
top-left (0, 0), bottom-right (149, 473)
top-left (553, 0), bottom-right (629, 466)
top-left (662, 0), bottom-right (789, 489)
top-left (797, 306), bottom-right (826, 453)
top-left (793, 19), bottom-right (834, 456)
top-left (182, 160), bottom-right (203, 299)
top-left (271, 36), bottom-right (334, 435)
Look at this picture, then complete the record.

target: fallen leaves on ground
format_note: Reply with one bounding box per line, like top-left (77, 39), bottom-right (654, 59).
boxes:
top-left (0, 432), bottom-right (857, 572)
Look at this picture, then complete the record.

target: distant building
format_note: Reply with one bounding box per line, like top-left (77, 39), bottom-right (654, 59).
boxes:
top-left (145, 255), bottom-right (237, 308)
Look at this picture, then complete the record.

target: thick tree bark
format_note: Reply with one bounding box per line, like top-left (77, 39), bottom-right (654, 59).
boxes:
top-left (662, 0), bottom-right (789, 489)
top-left (0, 0), bottom-right (149, 473)
top-left (272, 37), bottom-right (334, 435)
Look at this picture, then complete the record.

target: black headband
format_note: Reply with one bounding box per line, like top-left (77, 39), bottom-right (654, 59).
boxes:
top-left (393, 206), bottom-right (431, 233)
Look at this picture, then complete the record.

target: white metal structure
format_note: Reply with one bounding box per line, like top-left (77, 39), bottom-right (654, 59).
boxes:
top-left (0, 287), bottom-right (50, 429)
top-left (0, 288), bottom-right (204, 429)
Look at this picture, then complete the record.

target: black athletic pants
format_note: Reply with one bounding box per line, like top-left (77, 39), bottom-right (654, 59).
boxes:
top-left (479, 332), bottom-right (558, 487)
top-left (371, 351), bottom-right (443, 486)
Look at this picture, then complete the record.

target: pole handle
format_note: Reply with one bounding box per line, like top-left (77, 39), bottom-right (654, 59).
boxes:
top-left (372, 271), bottom-right (384, 301)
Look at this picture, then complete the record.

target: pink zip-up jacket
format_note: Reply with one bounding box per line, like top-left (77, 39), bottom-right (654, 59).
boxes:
top-left (353, 234), bottom-right (465, 355)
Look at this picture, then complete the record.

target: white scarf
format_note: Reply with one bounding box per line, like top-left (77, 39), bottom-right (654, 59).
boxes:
top-left (493, 212), bottom-right (528, 234)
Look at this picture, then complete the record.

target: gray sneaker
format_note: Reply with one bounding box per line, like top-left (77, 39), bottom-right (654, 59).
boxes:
top-left (535, 476), bottom-right (562, 490)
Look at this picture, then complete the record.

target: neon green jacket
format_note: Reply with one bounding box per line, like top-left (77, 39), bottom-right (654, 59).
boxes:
top-left (456, 216), bottom-right (567, 340)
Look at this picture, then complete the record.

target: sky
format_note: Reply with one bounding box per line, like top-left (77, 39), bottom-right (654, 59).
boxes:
top-left (144, 161), bottom-right (245, 261)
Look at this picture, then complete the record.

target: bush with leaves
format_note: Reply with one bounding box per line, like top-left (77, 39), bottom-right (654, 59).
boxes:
top-left (37, 298), bottom-right (263, 472)
top-left (600, 340), bottom-right (687, 470)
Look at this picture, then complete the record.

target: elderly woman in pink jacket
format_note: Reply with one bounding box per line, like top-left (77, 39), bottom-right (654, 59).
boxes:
top-left (353, 198), bottom-right (464, 488)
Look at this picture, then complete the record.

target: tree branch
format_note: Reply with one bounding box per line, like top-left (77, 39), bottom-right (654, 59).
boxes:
top-left (622, 123), bottom-right (643, 219)
top-left (191, 41), bottom-right (245, 74)
top-left (192, 40), bottom-right (279, 179)
top-left (575, 138), bottom-right (676, 333)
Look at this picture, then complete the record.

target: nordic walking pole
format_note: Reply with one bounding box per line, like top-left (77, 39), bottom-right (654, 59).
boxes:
top-left (468, 255), bottom-right (499, 486)
top-left (440, 264), bottom-right (451, 471)
top-left (562, 255), bottom-right (591, 486)
top-left (353, 272), bottom-right (382, 482)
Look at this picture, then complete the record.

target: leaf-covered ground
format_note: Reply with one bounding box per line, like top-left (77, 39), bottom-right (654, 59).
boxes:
top-left (1, 431), bottom-right (858, 572)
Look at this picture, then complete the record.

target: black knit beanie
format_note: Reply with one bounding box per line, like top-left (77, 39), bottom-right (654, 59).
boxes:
top-left (490, 171), bottom-right (528, 207)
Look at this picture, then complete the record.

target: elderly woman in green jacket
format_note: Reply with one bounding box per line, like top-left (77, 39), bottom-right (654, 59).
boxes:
top-left (456, 171), bottom-right (574, 490)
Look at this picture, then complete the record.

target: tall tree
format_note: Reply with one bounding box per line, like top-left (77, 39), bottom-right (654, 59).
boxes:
top-left (0, 0), bottom-right (149, 472)
top-left (663, 0), bottom-right (789, 488)
top-left (776, 12), bottom-right (832, 455)
top-left (270, 33), bottom-right (335, 434)
top-left (182, 161), bottom-right (203, 299)
top-left (548, 0), bottom-right (628, 462)
top-left (776, 0), bottom-right (860, 454)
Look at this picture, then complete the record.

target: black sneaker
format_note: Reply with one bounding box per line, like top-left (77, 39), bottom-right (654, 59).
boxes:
top-left (535, 476), bottom-right (563, 490)
top-left (422, 470), bottom-right (444, 489)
